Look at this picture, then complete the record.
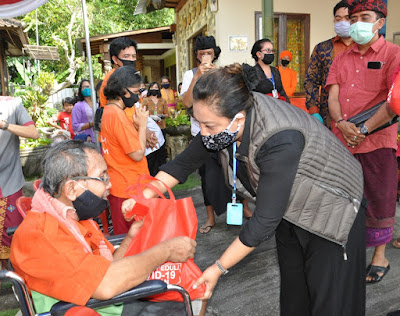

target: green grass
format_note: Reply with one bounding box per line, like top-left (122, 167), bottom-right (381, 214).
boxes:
top-left (0, 309), bottom-right (19, 316)
top-left (172, 173), bottom-right (201, 192)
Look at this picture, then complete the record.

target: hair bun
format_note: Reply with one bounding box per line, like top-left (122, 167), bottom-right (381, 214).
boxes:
top-left (241, 63), bottom-right (259, 91)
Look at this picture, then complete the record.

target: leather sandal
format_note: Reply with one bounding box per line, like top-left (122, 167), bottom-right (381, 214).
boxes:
top-left (366, 264), bottom-right (390, 284)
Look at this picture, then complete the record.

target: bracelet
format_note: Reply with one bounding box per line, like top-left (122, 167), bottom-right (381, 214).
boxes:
top-left (1, 120), bottom-right (9, 130)
top-left (335, 119), bottom-right (345, 128)
top-left (215, 260), bottom-right (229, 275)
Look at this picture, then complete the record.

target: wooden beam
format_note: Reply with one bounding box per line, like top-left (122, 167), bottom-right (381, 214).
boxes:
top-left (175, 0), bottom-right (189, 12)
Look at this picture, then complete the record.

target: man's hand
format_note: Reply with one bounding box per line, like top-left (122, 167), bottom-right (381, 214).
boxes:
top-left (193, 264), bottom-right (222, 300)
top-left (122, 199), bottom-right (137, 221)
top-left (162, 236), bottom-right (196, 262)
top-left (337, 121), bottom-right (365, 147)
top-left (146, 130), bottom-right (158, 149)
top-left (194, 63), bottom-right (218, 80)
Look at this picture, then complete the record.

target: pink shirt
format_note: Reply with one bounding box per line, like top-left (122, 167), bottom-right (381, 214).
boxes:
top-left (326, 36), bottom-right (400, 154)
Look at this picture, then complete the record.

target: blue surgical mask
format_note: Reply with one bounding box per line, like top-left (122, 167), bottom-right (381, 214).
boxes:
top-left (350, 20), bottom-right (380, 45)
top-left (334, 21), bottom-right (351, 38)
top-left (201, 114), bottom-right (243, 151)
top-left (81, 88), bottom-right (91, 97)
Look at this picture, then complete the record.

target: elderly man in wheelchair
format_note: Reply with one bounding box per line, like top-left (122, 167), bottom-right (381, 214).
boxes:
top-left (7, 140), bottom-right (197, 316)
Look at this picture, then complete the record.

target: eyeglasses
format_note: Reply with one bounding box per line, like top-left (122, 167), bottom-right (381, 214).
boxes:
top-left (260, 49), bottom-right (276, 54)
top-left (72, 174), bottom-right (110, 184)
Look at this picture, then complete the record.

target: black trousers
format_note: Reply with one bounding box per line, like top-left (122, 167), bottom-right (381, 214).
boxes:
top-left (275, 202), bottom-right (366, 316)
top-left (146, 144), bottom-right (167, 177)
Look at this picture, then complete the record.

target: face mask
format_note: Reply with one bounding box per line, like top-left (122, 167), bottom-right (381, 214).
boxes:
top-left (139, 88), bottom-right (146, 93)
top-left (334, 21), bottom-right (351, 38)
top-left (117, 58), bottom-right (137, 70)
top-left (81, 88), bottom-right (91, 97)
top-left (148, 89), bottom-right (161, 97)
top-left (281, 60), bottom-right (290, 67)
top-left (350, 20), bottom-right (380, 45)
top-left (201, 114), bottom-right (243, 151)
top-left (262, 53), bottom-right (275, 65)
top-left (121, 89), bottom-right (139, 108)
top-left (72, 182), bottom-right (109, 220)
top-left (161, 83), bottom-right (170, 89)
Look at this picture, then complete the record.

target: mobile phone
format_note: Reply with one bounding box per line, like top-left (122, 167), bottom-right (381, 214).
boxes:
top-left (202, 54), bottom-right (212, 65)
top-left (367, 61), bottom-right (383, 69)
top-left (226, 202), bottom-right (243, 225)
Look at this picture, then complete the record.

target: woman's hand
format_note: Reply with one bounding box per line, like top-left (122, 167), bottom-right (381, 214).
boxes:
top-left (133, 105), bottom-right (149, 128)
top-left (193, 264), bottom-right (222, 300)
top-left (122, 199), bottom-right (137, 221)
top-left (127, 219), bottom-right (144, 239)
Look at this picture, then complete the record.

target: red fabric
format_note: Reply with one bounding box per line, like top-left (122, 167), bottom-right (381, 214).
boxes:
top-left (354, 148), bottom-right (397, 229)
top-left (57, 111), bottom-right (74, 138)
top-left (388, 66), bottom-right (400, 115)
top-left (15, 196), bottom-right (32, 218)
top-left (65, 306), bottom-right (101, 316)
top-left (23, 121), bottom-right (34, 126)
top-left (348, 0), bottom-right (387, 17)
top-left (108, 194), bottom-right (133, 235)
top-left (124, 175), bottom-right (206, 302)
top-left (326, 36), bottom-right (400, 154)
top-left (0, 189), bottom-right (23, 260)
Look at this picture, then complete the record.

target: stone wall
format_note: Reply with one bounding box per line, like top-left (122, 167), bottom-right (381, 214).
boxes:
top-left (176, 0), bottom-right (216, 80)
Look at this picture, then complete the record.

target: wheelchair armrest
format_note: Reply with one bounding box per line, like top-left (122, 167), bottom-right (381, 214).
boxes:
top-left (50, 280), bottom-right (168, 315)
top-left (106, 234), bottom-right (126, 246)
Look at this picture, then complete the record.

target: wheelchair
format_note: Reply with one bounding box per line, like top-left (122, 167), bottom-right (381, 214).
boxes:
top-left (2, 229), bottom-right (194, 316)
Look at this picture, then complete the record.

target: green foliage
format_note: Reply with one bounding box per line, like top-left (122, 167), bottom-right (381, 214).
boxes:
top-left (165, 114), bottom-right (191, 127)
top-left (20, 138), bottom-right (52, 149)
top-left (19, 0), bottom-right (174, 83)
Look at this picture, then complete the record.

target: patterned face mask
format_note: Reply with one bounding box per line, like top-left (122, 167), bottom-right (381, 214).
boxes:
top-left (201, 114), bottom-right (242, 151)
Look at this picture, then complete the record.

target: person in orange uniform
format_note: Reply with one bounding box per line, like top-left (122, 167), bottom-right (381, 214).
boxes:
top-left (278, 50), bottom-right (298, 97)
top-left (101, 67), bottom-right (149, 235)
top-left (10, 140), bottom-right (196, 315)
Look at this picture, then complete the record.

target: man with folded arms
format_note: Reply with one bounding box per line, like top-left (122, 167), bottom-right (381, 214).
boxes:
top-left (327, 0), bottom-right (400, 284)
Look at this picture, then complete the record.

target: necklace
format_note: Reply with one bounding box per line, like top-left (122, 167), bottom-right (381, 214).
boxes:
top-left (107, 102), bottom-right (123, 109)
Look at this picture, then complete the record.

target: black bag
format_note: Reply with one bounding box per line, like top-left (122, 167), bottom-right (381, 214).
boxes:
top-left (347, 100), bottom-right (399, 135)
top-left (94, 107), bottom-right (103, 131)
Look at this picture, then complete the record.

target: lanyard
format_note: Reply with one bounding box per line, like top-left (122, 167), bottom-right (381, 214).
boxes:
top-left (232, 142), bottom-right (238, 203)
top-left (267, 71), bottom-right (276, 90)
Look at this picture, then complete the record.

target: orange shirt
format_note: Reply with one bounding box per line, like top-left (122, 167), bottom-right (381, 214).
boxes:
top-left (278, 66), bottom-right (298, 97)
top-left (10, 212), bottom-right (114, 306)
top-left (160, 88), bottom-right (176, 105)
top-left (100, 105), bottom-right (149, 198)
top-left (332, 36), bottom-right (353, 58)
top-left (99, 68), bottom-right (116, 108)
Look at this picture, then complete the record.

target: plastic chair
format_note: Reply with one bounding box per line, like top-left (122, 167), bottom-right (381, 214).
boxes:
top-left (33, 179), bottom-right (42, 192)
top-left (0, 269), bottom-right (193, 316)
top-left (15, 196), bottom-right (32, 218)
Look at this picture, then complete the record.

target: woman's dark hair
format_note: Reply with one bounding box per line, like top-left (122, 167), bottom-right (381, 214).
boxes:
top-left (63, 96), bottom-right (75, 105)
top-left (193, 63), bottom-right (253, 119)
top-left (148, 81), bottom-right (161, 98)
top-left (251, 38), bottom-right (272, 62)
top-left (76, 79), bottom-right (90, 102)
top-left (333, 1), bottom-right (348, 16)
top-left (103, 66), bottom-right (142, 100)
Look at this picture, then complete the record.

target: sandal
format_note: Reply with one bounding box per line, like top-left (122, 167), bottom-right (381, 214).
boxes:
top-left (199, 225), bottom-right (214, 234)
top-left (366, 264), bottom-right (390, 284)
top-left (393, 237), bottom-right (400, 248)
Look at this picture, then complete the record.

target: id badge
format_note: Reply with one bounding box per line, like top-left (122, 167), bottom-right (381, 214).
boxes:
top-left (272, 89), bottom-right (278, 99)
top-left (226, 202), bottom-right (243, 225)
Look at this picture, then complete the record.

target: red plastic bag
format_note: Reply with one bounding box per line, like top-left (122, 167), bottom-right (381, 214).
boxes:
top-left (124, 175), bottom-right (206, 302)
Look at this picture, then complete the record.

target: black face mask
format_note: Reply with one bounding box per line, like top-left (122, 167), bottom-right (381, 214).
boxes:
top-left (148, 89), bottom-right (161, 97)
top-left (281, 60), bottom-right (290, 67)
top-left (118, 58), bottom-right (137, 71)
top-left (161, 83), bottom-right (170, 89)
top-left (139, 88), bottom-right (146, 93)
top-left (72, 189), bottom-right (109, 221)
top-left (262, 53), bottom-right (275, 65)
top-left (122, 89), bottom-right (139, 108)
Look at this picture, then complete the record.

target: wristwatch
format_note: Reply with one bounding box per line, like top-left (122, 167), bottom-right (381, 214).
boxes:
top-left (215, 260), bottom-right (229, 275)
top-left (0, 120), bottom-right (9, 130)
top-left (360, 124), bottom-right (369, 135)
